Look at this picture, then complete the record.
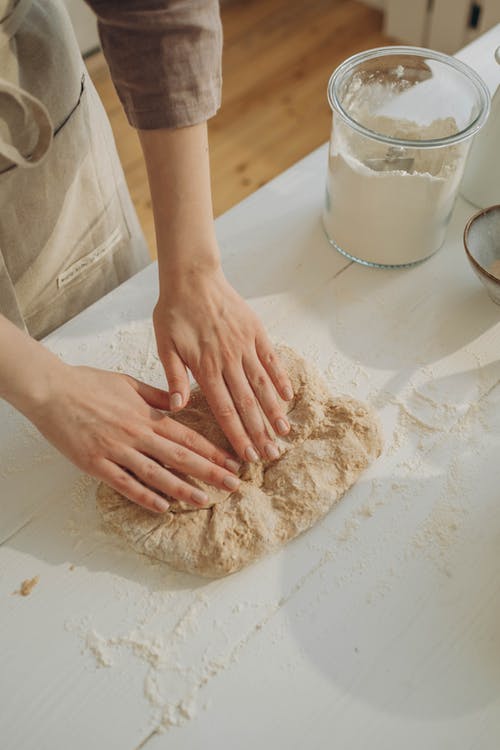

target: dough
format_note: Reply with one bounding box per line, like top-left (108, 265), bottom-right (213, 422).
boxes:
top-left (96, 347), bottom-right (382, 578)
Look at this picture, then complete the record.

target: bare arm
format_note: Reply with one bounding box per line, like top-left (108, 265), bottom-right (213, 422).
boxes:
top-left (0, 315), bottom-right (62, 417)
top-left (139, 123), bottom-right (294, 464)
top-left (0, 314), bottom-right (240, 511)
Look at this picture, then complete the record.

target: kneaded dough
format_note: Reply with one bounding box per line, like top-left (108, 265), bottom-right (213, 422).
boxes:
top-left (96, 347), bottom-right (382, 578)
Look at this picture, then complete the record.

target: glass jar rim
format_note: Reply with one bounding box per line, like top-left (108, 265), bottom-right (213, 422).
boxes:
top-left (327, 45), bottom-right (491, 149)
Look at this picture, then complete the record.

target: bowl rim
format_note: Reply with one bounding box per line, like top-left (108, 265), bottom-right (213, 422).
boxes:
top-left (327, 45), bottom-right (491, 149)
top-left (463, 204), bottom-right (500, 285)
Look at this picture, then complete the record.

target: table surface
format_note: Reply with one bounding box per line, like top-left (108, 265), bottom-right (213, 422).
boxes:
top-left (2, 27), bottom-right (500, 750)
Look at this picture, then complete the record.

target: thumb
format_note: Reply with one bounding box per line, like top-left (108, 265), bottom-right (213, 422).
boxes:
top-left (161, 349), bottom-right (190, 412)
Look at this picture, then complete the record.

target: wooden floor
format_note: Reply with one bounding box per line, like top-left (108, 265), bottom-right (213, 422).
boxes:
top-left (86, 0), bottom-right (395, 258)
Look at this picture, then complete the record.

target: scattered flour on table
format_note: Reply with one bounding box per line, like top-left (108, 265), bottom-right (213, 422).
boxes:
top-left (85, 630), bottom-right (113, 667)
top-left (76, 526), bottom-right (405, 733)
top-left (408, 454), bottom-right (469, 575)
top-left (74, 593), bottom-right (268, 731)
top-left (412, 502), bottom-right (465, 555)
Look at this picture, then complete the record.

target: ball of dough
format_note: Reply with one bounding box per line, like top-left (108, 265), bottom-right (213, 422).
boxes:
top-left (96, 346), bottom-right (382, 577)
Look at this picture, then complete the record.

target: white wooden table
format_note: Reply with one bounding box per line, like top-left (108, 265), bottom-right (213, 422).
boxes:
top-left (2, 28), bottom-right (500, 750)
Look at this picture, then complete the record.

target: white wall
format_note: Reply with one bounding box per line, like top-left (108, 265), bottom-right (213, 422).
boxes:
top-left (376, 0), bottom-right (500, 52)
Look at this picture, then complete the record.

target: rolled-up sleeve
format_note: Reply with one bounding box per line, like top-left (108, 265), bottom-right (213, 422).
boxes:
top-left (84, 0), bottom-right (223, 130)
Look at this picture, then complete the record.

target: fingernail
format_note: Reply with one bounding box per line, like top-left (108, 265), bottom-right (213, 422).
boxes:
top-left (154, 498), bottom-right (170, 513)
top-left (283, 386), bottom-right (294, 401)
top-left (264, 443), bottom-right (280, 461)
top-left (191, 489), bottom-right (209, 506)
top-left (223, 474), bottom-right (240, 491)
top-left (170, 392), bottom-right (183, 410)
top-left (245, 446), bottom-right (259, 463)
top-left (275, 417), bottom-right (290, 436)
top-left (224, 458), bottom-right (241, 473)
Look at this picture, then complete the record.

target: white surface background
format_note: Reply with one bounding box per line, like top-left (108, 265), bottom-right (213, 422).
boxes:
top-left (1, 27), bottom-right (500, 750)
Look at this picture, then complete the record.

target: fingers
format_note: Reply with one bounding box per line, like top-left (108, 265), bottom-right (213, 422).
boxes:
top-left (196, 348), bottom-right (292, 463)
top-left (120, 448), bottom-right (209, 507)
top-left (131, 378), bottom-right (171, 411)
top-left (197, 373), bottom-right (260, 463)
top-left (160, 344), bottom-right (190, 412)
top-left (243, 353), bottom-right (290, 438)
top-left (256, 334), bottom-right (294, 402)
top-left (116, 446), bottom-right (239, 508)
top-left (141, 434), bottom-right (241, 493)
top-left (97, 458), bottom-right (171, 514)
top-left (223, 363), bottom-right (280, 461)
top-left (154, 417), bottom-right (241, 473)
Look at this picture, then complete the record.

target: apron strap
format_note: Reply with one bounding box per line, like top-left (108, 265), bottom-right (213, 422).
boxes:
top-left (0, 0), bottom-right (32, 46)
top-left (0, 77), bottom-right (53, 167)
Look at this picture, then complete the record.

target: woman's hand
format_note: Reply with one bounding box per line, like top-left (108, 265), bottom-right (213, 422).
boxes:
top-left (27, 364), bottom-right (241, 513)
top-left (153, 266), bottom-right (294, 463)
top-left (138, 123), bottom-right (293, 459)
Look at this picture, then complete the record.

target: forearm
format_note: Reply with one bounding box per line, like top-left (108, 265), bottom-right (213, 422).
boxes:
top-left (138, 122), bottom-right (220, 286)
top-left (0, 315), bottom-right (65, 419)
top-left (138, 124), bottom-right (294, 458)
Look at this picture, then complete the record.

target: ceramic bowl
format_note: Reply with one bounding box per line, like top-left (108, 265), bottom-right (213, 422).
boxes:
top-left (463, 204), bottom-right (500, 305)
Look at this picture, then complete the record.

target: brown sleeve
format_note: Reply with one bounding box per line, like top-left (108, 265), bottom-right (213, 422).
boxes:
top-left (84, 0), bottom-right (223, 130)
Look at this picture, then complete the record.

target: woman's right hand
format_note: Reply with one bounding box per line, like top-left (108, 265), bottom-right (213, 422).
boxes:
top-left (26, 363), bottom-right (241, 513)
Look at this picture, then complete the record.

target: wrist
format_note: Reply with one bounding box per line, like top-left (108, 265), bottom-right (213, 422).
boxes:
top-left (7, 344), bottom-right (68, 422)
top-left (157, 242), bottom-right (222, 293)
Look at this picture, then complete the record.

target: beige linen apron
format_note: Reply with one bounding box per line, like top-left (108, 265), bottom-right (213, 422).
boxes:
top-left (0, 0), bottom-right (150, 339)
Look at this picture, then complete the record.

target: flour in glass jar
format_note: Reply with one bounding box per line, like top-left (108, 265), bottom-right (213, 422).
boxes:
top-left (323, 116), bottom-right (466, 267)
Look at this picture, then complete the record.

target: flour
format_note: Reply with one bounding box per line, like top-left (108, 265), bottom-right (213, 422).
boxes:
top-left (412, 502), bottom-right (464, 553)
top-left (323, 115), bottom-right (465, 266)
top-left (85, 630), bottom-right (114, 667)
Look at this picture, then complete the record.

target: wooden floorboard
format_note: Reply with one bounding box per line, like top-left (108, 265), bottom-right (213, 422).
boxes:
top-left (86, 0), bottom-right (396, 257)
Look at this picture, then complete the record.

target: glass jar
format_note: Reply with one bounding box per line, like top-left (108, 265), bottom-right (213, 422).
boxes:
top-left (323, 46), bottom-right (490, 268)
